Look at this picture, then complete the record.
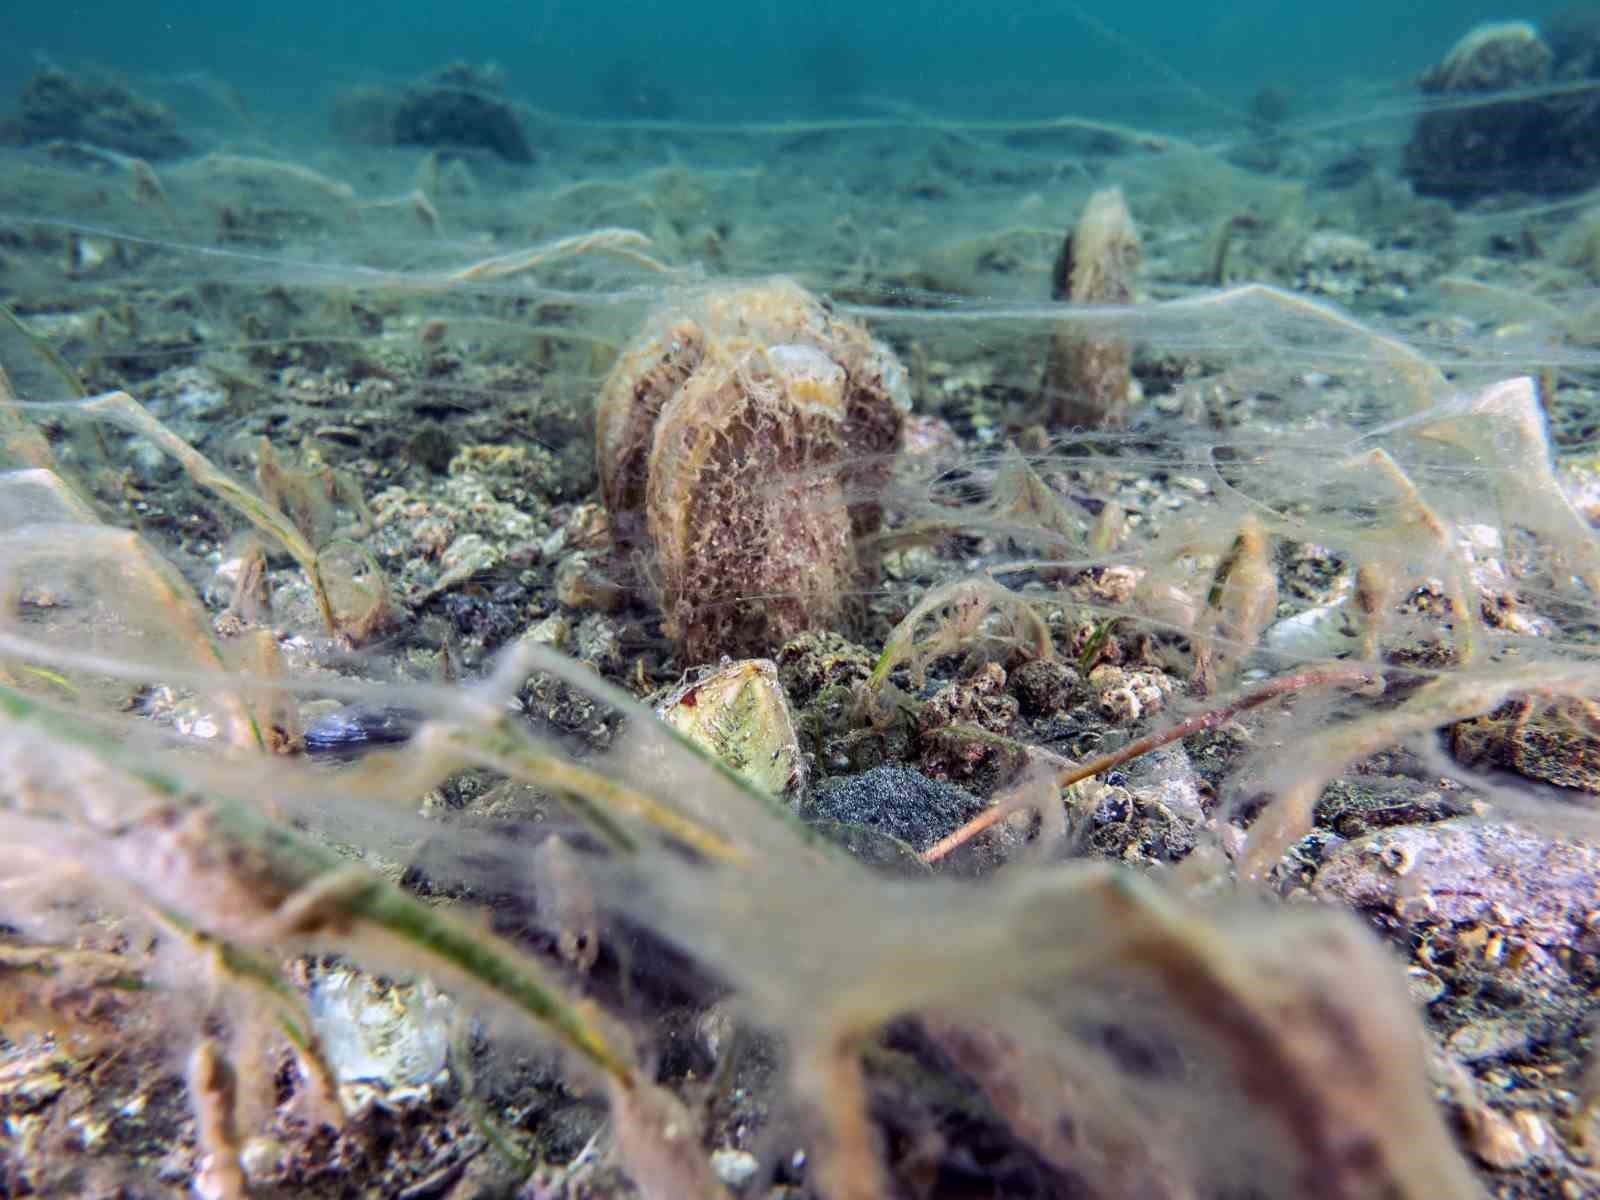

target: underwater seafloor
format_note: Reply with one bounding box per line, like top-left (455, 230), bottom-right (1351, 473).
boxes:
top-left (8, 19), bottom-right (1600, 1200)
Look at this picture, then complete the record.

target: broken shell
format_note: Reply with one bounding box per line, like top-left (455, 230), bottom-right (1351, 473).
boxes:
top-left (655, 658), bottom-right (806, 799)
top-left (306, 964), bottom-right (453, 1092)
top-left (596, 279), bottom-right (906, 662)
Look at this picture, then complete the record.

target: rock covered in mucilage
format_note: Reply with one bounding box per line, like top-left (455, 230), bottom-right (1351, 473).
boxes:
top-left (2, 67), bottom-right (190, 160)
top-left (332, 62), bottom-right (532, 163)
top-left (1404, 19), bottom-right (1600, 201)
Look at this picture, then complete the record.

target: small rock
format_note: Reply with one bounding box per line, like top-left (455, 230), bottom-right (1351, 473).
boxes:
top-left (439, 532), bottom-right (496, 579)
top-left (711, 1148), bottom-right (760, 1188)
top-left (900, 412), bottom-right (960, 458)
top-left (161, 366), bottom-right (229, 419)
top-left (306, 965), bottom-right (453, 1092)
top-left (239, 1136), bottom-right (289, 1185)
top-left (125, 437), bottom-right (175, 484)
top-left (1406, 966), bottom-right (1446, 1005)
top-left (697, 1002), bottom-right (737, 1060)
top-left (1010, 658), bottom-right (1082, 717)
top-left (555, 552), bottom-right (624, 613)
top-left (574, 612), bottom-right (625, 673)
top-left (448, 442), bottom-right (559, 500)
top-left (1261, 604), bottom-right (1355, 659)
top-left (1463, 1104), bottom-right (1531, 1170)
top-left (560, 501), bottom-right (611, 551)
top-left (523, 612), bottom-right (571, 652)
top-left (1296, 232), bottom-right (1373, 272)
top-left (1125, 744), bottom-right (1206, 823)
top-left (1447, 1018), bottom-right (1529, 1064)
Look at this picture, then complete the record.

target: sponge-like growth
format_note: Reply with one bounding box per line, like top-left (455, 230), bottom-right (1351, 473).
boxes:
top-left (596, 280), bottom-right (907, 663)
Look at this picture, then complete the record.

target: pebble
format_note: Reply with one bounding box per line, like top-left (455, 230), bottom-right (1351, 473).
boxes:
top-left (523, 612), bottom-right (571, 652)
top-left (1406, 965), bottom-right (1446, 1005)
top-left (710, 1148), bottom-right (759, 1188)
top-left (1464, 1105), bottom-right (1530, 1170)
top-left (1446, 1018), bottom-right (1529, 1064)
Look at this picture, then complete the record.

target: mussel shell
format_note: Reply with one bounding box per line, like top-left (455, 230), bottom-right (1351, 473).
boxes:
top-left (303, 705), bottom-right (422, 756)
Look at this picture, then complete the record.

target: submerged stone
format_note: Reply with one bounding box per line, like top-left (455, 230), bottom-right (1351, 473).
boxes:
top-left (2, 67), bottom-right (190, 160)
top-left (1404, 20), bottom-right (1600, 201)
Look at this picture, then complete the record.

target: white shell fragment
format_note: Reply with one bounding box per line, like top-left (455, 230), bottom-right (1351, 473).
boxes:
top-left (711, 1148), bottom-right (760, 1187)
top-left (307, 965), bottom-right (454, 1090)
top-left (1261, 603), bottom-right (1357, 659)
top-left (655, 658), bottom-right (806, 798)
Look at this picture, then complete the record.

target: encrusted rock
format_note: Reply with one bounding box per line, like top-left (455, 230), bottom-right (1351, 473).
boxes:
top-left (775, 629), bottom-right (876, 703)
top-left (3, 67), bottom-right (190, 159)
top-left (1312, 819), bottom-right (1600, 956)
top-left (1087, 664), bottom-right (1171, 722)
top-left (1010, 658), bottom-right (1083, 717)
top-left (1451, 695), bottom-right (1600, 793)
top-left (335, 62), bottom-right (533, 163)
top-left (916, 662), bottom-right (1018, 738)
top-left (1402, 21), bottom-right (1600, 201)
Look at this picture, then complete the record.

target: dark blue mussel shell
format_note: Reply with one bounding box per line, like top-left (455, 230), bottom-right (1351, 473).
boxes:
top-left (303, 705), bottom-right (423, 757)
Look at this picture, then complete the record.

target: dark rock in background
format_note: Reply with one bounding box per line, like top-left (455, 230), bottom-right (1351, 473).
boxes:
top-left (334, 62), bottom-right (533, 164)
top-left (1, 66), bottom-right (190, 160)
top-left (1404, 16), bottom-right (1600, 203)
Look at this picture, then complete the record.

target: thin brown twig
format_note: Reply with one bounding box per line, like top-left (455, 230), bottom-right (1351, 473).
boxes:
top-left (920, 664), bottom-right (1377, 865)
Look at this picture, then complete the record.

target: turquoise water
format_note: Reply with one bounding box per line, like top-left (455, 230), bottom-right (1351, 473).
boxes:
top-left (11, 2), bottom-right (1582, 121)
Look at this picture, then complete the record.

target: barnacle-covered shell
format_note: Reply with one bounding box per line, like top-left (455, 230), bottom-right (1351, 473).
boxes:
top-left (655, 658), bottom-right (806, 798)
top-left (596, 279), bottom-right (907, 662)
top-left (648, 343), bottom-right (855, 660)
top-left (596, 318), bottom-right (705, 541)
